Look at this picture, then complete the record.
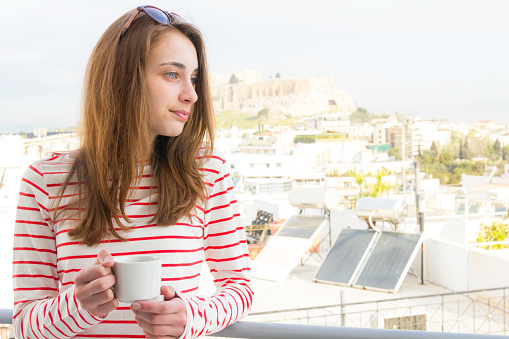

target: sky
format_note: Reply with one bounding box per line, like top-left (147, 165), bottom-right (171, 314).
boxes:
top-left (1, 0), bottom-right (508, 133)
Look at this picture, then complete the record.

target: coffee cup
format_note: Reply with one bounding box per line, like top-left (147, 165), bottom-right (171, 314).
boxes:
top-left (112, 254), bottom-right (162, 303)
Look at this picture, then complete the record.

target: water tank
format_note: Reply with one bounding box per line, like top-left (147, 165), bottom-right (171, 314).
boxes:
top-left (289, 187), bottom-right (339, 210)
top-left (356, 197), bottom-right (408, 225)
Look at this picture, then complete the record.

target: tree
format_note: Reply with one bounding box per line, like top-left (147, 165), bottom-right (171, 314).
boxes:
top-left (346, 170), bottom-right (368, 197)
top-left (257, 108), bottom-right (269, 120)
top-left (346, 168), bottom-right (394, 198)
top-left (459, 138), bottom-right (466, 160)
top-left (439, 152), bottom-right (453, 167)
top-left (463, 138), bottom-right (470, 159)
top-left (494, 139), bottom-right (502, 153)
top-left (370, 168), bottom-right (394, 198)
top-left (476, 219), bottom-right (509, 250)
top-left (430, 140), bottom-right (438, 157)
top-left (388, 147), bottom-right (401, 160)
top-left (503, 146), bottom-right (509, 161)
top-left (229, 74), bottom-right (239, 84)
top-left (275, 72), bottom-right (281, 78)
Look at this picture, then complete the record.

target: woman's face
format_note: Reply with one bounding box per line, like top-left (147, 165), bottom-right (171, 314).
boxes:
top-left (145, 31), bottom-right (199, 139)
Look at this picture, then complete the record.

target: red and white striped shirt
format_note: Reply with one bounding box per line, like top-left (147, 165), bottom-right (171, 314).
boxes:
top-left (12, 149), bottom-right (253, 339)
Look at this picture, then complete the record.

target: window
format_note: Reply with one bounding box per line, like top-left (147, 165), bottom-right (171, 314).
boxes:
top-left (250, 164), bottom-right (254, 168)
top-left (265, 163), bottom-right (270, 168)
top-left (231, 164), bottom-right (235, 169)
top-left (277, 163), bottom-right (281, 167)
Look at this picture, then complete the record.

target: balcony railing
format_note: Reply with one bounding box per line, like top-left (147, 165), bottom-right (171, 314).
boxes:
top-left (1, 309), bottom-right (508, 339)
top-left (247, 286), bottom-right (509, 335)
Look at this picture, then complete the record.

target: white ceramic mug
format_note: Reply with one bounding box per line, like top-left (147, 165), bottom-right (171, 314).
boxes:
top-left (112, 254), bottom-right (162, 303)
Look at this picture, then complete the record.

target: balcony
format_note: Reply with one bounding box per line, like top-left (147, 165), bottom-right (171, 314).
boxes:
top-left (1, 308), bottom-right (507, 338)
top-left (2, 286), bottom-right (508, 338)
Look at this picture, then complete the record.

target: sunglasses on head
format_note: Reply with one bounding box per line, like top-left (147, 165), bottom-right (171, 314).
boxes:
top-left (120, 5), bottom-right (183, 39)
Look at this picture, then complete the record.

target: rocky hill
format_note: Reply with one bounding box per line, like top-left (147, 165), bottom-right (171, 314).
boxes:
top-left (211, 76), bottom-right (356, 117)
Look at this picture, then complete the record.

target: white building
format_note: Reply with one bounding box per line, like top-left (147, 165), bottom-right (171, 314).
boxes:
top-left (304, 112), bottom-right (352, 132)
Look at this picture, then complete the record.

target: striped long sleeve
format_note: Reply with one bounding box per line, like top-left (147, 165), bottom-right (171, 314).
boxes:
top-left (12, 162), bottom-right (103, 339)
top-left (12, 150), bottom-right (253, 339)
top-left (180, 155), bottom-right (253, 338)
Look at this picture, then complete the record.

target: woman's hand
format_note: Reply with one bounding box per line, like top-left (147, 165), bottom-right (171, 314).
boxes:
top-left (131, 285), bottom-right (187, 339)
top-left (74, 249), bottom-right (118, 318)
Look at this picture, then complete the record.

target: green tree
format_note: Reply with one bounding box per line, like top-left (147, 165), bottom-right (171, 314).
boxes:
top-left (439, 152), bottom-right (453, 167)
top-left (388, 147), bottom-right (401, 160)
top-left (430, 141), bottom-right (438, 157)
top-left (463, 138), bottom-right (470, 159)
top-left (494, 138), bottom-right (502, 153)
top-left (459, 138), bottom-right (466, 160)
top-left (420, 152), bottom-right (435, 166)
top-left (275, 72), bottom-right (281, 78)
top-left (257, 108), bottom-right (269, 120)
top-left (503, 146), bottom-right (509, 161)
top-left (294, 135), bottom-right (316, 144)
top-left (229, 74), bottom-right (239, 84)
top-left (346, 170), bottom-right (369, 197)
top-left (347, 168), bottom-right (394, 198)
top-left (370, 168), bottom-right (394, 197)
top-left (476, 219), bottom-right (509, 250)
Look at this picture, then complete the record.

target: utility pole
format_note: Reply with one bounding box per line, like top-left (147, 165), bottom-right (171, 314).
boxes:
top-left (414, 161), bottom-right (425, 284)
top-left (402, 122), bottom-right (406, 201)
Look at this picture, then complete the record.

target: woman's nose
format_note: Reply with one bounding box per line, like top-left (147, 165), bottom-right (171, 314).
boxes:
top-left (180, 80), bottom-right (198, 104)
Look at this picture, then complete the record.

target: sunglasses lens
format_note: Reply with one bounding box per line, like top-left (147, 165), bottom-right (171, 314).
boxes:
top-left (144, 7), bottom-right (171, 24)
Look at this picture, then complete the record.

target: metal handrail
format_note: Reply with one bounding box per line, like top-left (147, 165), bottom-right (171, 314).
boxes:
top-left (1, 310), bottom-right (506, 339)
top-left (216, 321), bottom-right (506, 338)
top-left (0, 309), bottom-right (12, 325)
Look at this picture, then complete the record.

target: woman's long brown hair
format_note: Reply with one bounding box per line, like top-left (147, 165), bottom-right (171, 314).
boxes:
top-left (54, 11), bottom-right (215, 246)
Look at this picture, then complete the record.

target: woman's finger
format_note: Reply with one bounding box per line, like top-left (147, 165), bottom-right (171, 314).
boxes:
top-left (88, 298), bottom-right (119, 318)
top-left (94, 249), bottom-right (114, 267)
top-left (135, 316), bottom-right (183, 338)
top-left (132, 296), bottom-right (183, 315)
top-left (74, 264), bottom-right (112, 286)
top-left (134, 308), bottom-right (185, 326)
top-left (76, 273), bottom-right (116, 299)
top-left (82, 287), bottom-right (116, 307)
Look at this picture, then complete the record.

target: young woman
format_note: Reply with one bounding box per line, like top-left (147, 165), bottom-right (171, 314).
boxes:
top-left (12, 6), bottom-right (253, 339)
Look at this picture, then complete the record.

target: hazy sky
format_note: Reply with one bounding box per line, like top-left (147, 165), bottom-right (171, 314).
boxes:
top-left (1, 0), bottom-right (508, 132)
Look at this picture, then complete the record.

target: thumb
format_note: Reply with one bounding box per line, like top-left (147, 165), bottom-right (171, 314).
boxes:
top-left (161, 285), bottom-right (177, 301)
top-left (94, 249), bottom-right (114, 267)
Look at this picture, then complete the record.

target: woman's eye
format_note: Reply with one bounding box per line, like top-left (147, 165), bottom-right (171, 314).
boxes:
top-left (165, 72), bottom-right (178, 79)
top-left (191, 78), bottom-right (198, 86)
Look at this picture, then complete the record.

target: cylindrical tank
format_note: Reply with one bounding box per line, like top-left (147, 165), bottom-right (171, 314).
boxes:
top-left (289, 187), bottom-right (339, 210)
top-left (355, 197), bottom-right (408, 225)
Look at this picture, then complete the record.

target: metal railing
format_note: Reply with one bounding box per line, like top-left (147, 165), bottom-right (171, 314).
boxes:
top-left (2, 288), bottom-right (508, 337)
top-left (1, 312), bottom-right (506, 339)
top-left (246, 287), bottom-right (509, 336)
top-left (215, 321), bottom-right (507, 338)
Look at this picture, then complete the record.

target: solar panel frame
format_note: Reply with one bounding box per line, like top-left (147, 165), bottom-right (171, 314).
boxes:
top-left (252, 214), bottom-right (328, 282)
top-left (275, 214), bottom-right (326, 239)
top-left (313, 228), bottom-right (379, 286)
top-left (353, 232), bottom-right (423, 293)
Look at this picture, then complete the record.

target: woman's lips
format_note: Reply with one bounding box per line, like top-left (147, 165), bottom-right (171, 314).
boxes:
top-left (170, 110), bottom-right (189, 121)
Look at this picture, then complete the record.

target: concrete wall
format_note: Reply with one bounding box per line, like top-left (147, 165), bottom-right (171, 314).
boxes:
top-left (424, 238), bottom-right (469, 291)
top-left (468, 247), bottom-right (509, 290)
top-left (424, 238), bottom-right (509, 292)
